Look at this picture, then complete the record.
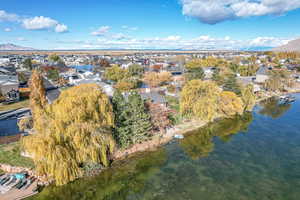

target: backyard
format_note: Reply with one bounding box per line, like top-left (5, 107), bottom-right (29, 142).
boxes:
top-left (0, 142), bottom-right (34, 168)
top-left (0, 99), bottom-right (29, 112)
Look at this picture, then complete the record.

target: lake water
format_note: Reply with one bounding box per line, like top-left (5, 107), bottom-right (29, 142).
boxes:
top-left (29, 94), bottom-right (300, 200)
top-left (71, 65), bottom-right (94, 72)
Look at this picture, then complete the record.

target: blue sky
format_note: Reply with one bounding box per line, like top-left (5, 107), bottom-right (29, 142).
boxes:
top-left (1, 0), bottom-right (300, 50)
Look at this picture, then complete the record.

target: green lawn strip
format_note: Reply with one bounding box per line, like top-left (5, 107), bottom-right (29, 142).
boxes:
top-left (0, 142), bottom-right (34, 168)
top-left (166, 96), bottom-right (180, 111)
top-left (0, 99), bottom-right (30, 112)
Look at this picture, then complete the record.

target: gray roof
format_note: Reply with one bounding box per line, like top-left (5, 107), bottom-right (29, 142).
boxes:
top-left (256, 66), bottom-right (268, 76)
top-left (140, 91), bottom-right (166, 104)
top-left (0, 75), bottom-right (19, 86)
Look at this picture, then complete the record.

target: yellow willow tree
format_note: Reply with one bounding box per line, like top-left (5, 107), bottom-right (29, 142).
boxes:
top-left (241, 84), bottom-right (256, 111)
top-left (218, 91), bottom-right (244, 117)
top-left (19, 70), bottom-right (47, 133)
top-left (143, 72), bottom-right (160, 88)
top-left (29, 70), bottom-right (47, 112)
top-left (22, 84), bottom-right (115, 185)
top-left (180, 80), bottom-right (221, 121)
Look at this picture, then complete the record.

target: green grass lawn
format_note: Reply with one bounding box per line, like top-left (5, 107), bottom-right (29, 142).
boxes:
top-left (0, 142), bottom-right (34, 168)
top-left (0, 99), bottom-right (30, 112)
top-left (166, 96), bottom-right (180, 112)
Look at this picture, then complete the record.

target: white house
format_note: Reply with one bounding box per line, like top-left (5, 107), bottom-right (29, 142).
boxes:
top-left (0, 75), bottom-right (19, 101)
top-left (0, 58), bottom-right (10, 65)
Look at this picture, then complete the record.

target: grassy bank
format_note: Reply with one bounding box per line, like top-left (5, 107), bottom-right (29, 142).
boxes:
top-left (0, 99), bottom-right (29, 112)
top-left (0, 142), bottom-right (34, 168)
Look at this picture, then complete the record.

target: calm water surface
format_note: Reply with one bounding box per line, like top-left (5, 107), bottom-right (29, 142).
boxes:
top-left (29, 95), bottom-right (300, 200)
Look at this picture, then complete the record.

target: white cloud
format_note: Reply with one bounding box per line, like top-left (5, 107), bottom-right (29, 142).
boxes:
top-left (165, 35), bottom-right (181, 41)
top-left (22, 16), bottom-right (57, 30)
top-left (249, 37), bottom-right (289, 47)
top-left (111, 33), bottom-right (130, 40)
top-left (71, 35), bottom-right (291, 50)
top-left (0, 10), bottom-right (19, 22)
top-left (16, 37), bottom-right (26, 41)
top-left (122, 25), bottom-right (138, 31)
top-left (22, 16), bottom-right (68, 33)
top-left (180, 0), bottom-right (300, 24)
top-left (55, 24), bottom-right (68, 33)
top-left (0, 10), bottom-right (69, 33)
top-left (91, 26), bottom-right (111, 36)
top-left (4, 28), bottom-right (12, 32)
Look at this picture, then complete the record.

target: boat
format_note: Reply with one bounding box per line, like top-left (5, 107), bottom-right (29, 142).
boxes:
top-left (23, 177), bottom-right (35, 190)
top-left (14, 179), bottom-right (25, 189)
top-left (5, 177), bottom-right (16, 186)
top-left (279, 95), bottom-right (296, 104)
top-left (17, 180), bottom-right (27, 189)
top-left (174, 134), bottom-right (184, 139)
top-left (0, 176), bottom-right (11, 185)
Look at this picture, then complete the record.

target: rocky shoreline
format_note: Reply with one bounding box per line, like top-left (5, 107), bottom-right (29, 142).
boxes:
top-left (1, 89), bottom-right (299, 195)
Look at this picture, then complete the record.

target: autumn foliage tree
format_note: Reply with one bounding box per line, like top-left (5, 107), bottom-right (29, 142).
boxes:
top-left (114, 80), bottom-right (135, 92)
top-left (143, 72), bottom-right (160, 88)
top-left (147, 102), bottom-right (171, 133)
top-left (184, 67), bottom-right (205, 81)
top-left (128, 64), bottom-right (144, 78)
top-left (18, 70), bottom-right (47, 134)
top-left (99, 59), bottom-right (111, 68)
top-left (180, 80), bottom-right (246, 122)
top-left (104, 65), bottom-right (129, 82)
top-left (264, 70), bottom-right (292, 92)
top-left (180, 80), bottom-right (221, 121)
top-left (29, 70), bottom-right (47, 112)
top-left (22, 84), bottom-right (115, 185)
top-left (159, 71), bottom-right (172, 84)
top-left (185, 57), bottom-right (222, 68)
top-left (219, 91), bottom-right (244, 116)
top-left (143, 71), bottom-right (172, 88)
top-left (241, 84), bottom-right (256, 111)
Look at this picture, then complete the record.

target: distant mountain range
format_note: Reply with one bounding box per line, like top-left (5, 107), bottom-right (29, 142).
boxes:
top-left (1, 42), bottom-right (296, 52)
top-left (0, 43), bottom-right (35, 51)
top-left (273, 38), bottom-right (300, 52)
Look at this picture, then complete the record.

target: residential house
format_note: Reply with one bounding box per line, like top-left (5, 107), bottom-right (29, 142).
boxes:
top-left (68, 71), bottom-right (114, 97)
top-left (0, 75), bottom-right (19, 102)
top-left (255, 66), bottom-right (269, 83)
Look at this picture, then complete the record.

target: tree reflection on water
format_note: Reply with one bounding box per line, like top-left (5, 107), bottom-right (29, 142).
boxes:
top-left (259, 97), bottom-right (291, 119)
top-left (29, 149), bottom-right (167, 200)
top-left (180, 112), bottom-right (253, 160)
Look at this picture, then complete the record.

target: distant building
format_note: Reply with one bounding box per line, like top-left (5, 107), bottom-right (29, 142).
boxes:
top-left (0, 58), bottom-right (10, 65)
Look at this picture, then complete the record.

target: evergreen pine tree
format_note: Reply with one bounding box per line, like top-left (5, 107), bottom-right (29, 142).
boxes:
top-left (185, 67), bottom-right (205, 81)
top-left (223, 75), bottom-right (241, 95)
top-left (127, 92), bottom-right (152, 144)
top-left (211, 68), bottom-right (223, 85)
top-left (112, 91), bottom-right (131, 148)
top-left (112, 91), bottom-right (152, 148)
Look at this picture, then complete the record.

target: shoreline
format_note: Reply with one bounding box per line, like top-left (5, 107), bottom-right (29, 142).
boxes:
top-left (1, 90), bottom-right (299, 200)
top-left (113, 88), bottom-right (300, 161)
